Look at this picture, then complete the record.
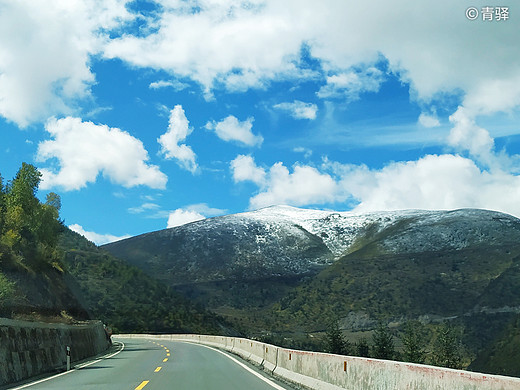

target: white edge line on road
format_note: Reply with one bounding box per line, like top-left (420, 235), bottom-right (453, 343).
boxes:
top-left (180, 341), bottom-right (287, 390)
top-left (9, 341), bottom-right (125, 390)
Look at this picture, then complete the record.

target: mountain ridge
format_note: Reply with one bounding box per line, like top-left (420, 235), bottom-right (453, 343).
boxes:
top-left (102, 205), bottom-right (520, 313)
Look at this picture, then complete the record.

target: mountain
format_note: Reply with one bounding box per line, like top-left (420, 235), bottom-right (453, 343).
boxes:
top-left (274, 208), bottom-right (520, 326)
top-left (58, 228), bottom-right (231, 334)
top-left (103, 206), bottom-right (520, 309)
top-left (102, 206), bottom-right (520, 373)
top-left (103, 206), bottom-right (336, 310)
top-left (0, 225), bottom-right (231, 335)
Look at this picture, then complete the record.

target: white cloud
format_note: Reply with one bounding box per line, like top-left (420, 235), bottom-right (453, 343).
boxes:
top-left (0, 0), bottom-right (131, 127)
top-left (104, 1), bottom-right (307, 95)
top-left (69, 223), bottom-right (130, 246)
top-left (158, 105), bottom-right (198, 173)
top-left (230, 155), bottom-right (266, 185)
top-left (36, 117), bottom-right (167, 190)
top-left (333, 154), bottom-right (520, 218)
top-left (3, 1), bottom-right (520, 130)
top-left (293, 147), bottom-right (313, 158)
top-left (234, 153), bottom-right (520, 218)
top-left (100, 1), bottom-right (520, 120)
top-left (231, 155), bottom-right (341, 209)
top-left (317, 67), bottom-right (384, 100)
top-left (149, 79), bottom-right (189, 91)
top-left (334, 155), bottom-right (486, 213)
top-left (447, 107), bottom-right (495, 166)
top-left (418, 113), bottom-right (440, 128)
top-left (167, 209), bottom-right (205, 228)
top-left (249, 163), bottom-right (340, 209)
top-left (128, 202), bottom-right (161, 214)
top-left (205, 116), bottom-right (263, 147)
top-left (273, 100), bottom-right (318, 120)
top-left (185, 203), bottom-right (227, 217)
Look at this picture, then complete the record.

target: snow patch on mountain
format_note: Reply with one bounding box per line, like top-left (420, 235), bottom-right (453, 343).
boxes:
top-left (234, 205), bottom-right (520, 257)
top-left (237, 205), bottom-right (424, 256)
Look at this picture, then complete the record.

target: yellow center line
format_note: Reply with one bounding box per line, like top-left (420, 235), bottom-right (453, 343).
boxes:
top-left (166, 353), bottom-right (170, 356)
top-left (154, 366), bottom-right (162, 373)
top-left (163, 358), bottom-right (168, 362)
top-left (135, 380), bottom-right (149, 390)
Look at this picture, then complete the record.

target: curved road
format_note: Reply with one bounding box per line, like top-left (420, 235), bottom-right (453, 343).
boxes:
top-left (11, 338), bottom-right (293, 390)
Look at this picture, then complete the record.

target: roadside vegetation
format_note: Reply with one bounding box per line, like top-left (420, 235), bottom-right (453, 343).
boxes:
top-left (324, 319), bottom-right (464, 369)
top-left (0, 163), bottom-right (230, 335)
top-left (0, 163), bottom-right (63, 273)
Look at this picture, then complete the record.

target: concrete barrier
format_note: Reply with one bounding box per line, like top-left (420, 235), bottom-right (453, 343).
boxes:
top-left (118, 333), bottom-right (520, 390)
top-left (0, 318), bottom-right (111, 387)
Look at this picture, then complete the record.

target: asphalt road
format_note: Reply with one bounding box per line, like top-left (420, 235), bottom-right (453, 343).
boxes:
top-left (10, 337), bottom-right (293, 390)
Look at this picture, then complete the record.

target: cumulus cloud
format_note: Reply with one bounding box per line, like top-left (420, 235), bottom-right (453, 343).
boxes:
top-left (185, 203), bottom-right (227, 217)
top-left (166, 203), bottom-right (226, 228)
top-left (3, 1), bottom-right (520, 130)
top-left (231, 155), bottom-right (341, 209)
top-left (418, 113), bottom-right (440, 128)
top-left (205, 116), bottom-right (263, 147)
top-left (101, 1), bottom-right (520, 120)
top-left (36, 117), bottom-right (167, 190)
top-left (167, 209), bottom-right (205, 228)
top-left (317, 67), bottom-right (385, 100)
top-left (447, 107), bottom-right (495, 165)
top-left (233, 153), bottom-right (520, 218)
top-left (250, 163), bottom-right (340, 209)
top-left (273, 100), bottom-right (318, 120)
top-left (69, 223), bottom-right (130, 246)
top-left (158, 105), bottom-right (198, 173)
top-left (230, 154), bottom-right (266, 185)
top-left (104, 1), bottom-right (307, 95)
top-left (334, 154), bottom-right (520, 218)
top-left (333, 155), bottom-right (486, 213)
top-left (0, 0), bottom-right (131, 127)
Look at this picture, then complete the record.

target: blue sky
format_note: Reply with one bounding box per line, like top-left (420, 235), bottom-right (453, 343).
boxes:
top-left (1, 0), bottom-right (520, 244)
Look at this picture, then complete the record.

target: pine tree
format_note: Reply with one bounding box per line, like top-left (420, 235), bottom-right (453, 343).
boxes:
top-left (402, 320), bottom-right (427, 364)
top-left (326, 319), bottom-right (351, 355)
top-left (372, 321), bottom-right (395, 360)
top-left (356, 337), bottom-right (370, 357)
top-left (430, 322), bottom-right (463, 369)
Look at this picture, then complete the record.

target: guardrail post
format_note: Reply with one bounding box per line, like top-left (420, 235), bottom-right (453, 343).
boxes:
top-left (66, 346), bottom-right (71, 371)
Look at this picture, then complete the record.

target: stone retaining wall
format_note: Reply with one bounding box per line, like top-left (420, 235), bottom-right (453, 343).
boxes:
top-left (0, 318), bottom-right (110, 387)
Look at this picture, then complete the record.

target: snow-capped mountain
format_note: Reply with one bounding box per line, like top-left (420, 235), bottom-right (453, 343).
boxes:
top-left (103, 205), bottom-right (520, 286)
top-left (237, 205), bottom-right (520, 256)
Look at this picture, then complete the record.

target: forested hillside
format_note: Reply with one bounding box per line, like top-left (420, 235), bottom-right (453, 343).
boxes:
top-left (59, 228), bottom-right (230, 334)
top-left (0, 163), bottom-right (230, 335)
top-left (0, 163), bottom-right (86, 318)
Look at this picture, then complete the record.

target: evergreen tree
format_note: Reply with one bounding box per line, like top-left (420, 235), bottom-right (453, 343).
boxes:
top-left (372, 321), bottom-right (395, 360)
top-left (402, 320), bottom-right (427, 364)
top-left (326, 319), bottom-right (351, 355)
top-left (355, 337), bottom-right (370, 357)
top-left (430, 322), bottom-right (463, 369)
